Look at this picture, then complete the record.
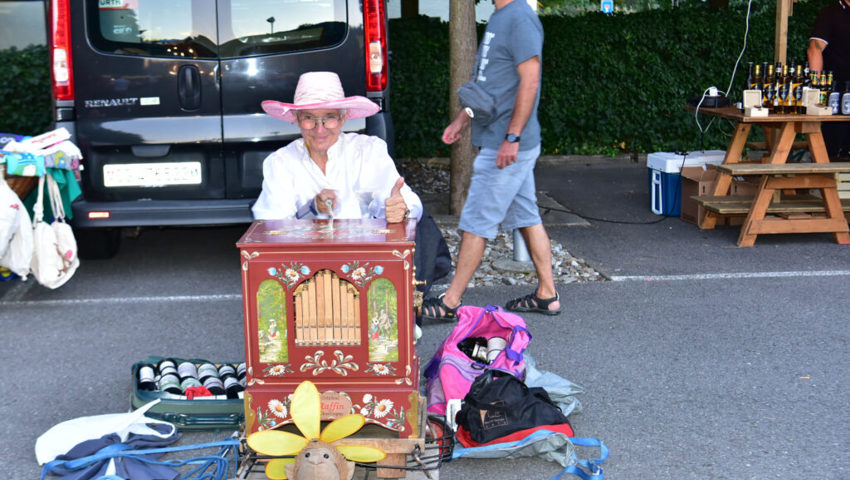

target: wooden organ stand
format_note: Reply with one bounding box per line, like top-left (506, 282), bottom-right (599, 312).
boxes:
top-left (237, 219), bottom-right (423, 460)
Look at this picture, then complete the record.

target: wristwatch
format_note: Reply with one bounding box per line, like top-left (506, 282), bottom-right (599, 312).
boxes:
top-left (505, 133), bottom-right (520, 143)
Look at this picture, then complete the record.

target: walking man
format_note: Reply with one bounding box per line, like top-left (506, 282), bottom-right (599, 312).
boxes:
top-left (419, 0), bottom-right (560, 321)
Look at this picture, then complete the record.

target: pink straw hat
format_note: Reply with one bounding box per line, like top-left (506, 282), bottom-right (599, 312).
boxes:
top-left (261, 71), bottom-right (379, 123)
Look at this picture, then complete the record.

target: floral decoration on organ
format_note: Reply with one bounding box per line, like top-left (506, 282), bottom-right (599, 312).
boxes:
top-left (340, 261), bottom-right (383, 287)
top-left (300, 350), bottom-right (359, 376)
top-left (364, 362), bottom-right (396, 376)
top-left (268, 262), bottom-right (311, 289)
top-left (263, 364), bottom-right (294, 376)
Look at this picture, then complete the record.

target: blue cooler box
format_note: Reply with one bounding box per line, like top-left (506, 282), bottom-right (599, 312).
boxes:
top-left (647, 151), bottom-right (726, 216)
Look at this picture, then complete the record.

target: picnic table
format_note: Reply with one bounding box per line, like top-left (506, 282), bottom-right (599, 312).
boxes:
top-left (690, 106), bottom-right (850, 247)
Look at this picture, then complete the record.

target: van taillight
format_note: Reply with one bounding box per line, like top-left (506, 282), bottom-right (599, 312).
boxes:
top-left (50, 0), bottom-right (74, 101)
top-left (363, 0), bottom-right (387, 92)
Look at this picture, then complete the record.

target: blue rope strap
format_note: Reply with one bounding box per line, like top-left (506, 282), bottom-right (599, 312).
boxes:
top-left (41, 438), bottom-right (240, 480)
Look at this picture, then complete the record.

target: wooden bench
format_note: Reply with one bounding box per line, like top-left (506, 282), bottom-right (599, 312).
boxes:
top-left (696, 194), bottom-right (850, 215)
top-left (696, 162), bottom-right (850, 246)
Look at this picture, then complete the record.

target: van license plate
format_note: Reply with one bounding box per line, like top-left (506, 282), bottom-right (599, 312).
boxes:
top-left (103, 162), bottom-right (202, 187)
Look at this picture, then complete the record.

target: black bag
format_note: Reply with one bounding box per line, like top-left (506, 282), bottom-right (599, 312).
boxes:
top-left (456, 370), bottom-right (570, 444)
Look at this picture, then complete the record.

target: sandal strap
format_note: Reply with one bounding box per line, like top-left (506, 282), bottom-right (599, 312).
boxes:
top-left (508, 292), bottom-right (559, 310)
top-left (420, 295), bottom-right (459, 319)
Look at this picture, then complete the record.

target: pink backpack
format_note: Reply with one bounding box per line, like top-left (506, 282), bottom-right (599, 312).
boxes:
top-left (424, 305), bottom-right (531, 415)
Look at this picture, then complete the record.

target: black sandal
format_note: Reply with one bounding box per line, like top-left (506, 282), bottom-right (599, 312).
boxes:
top-left (418, 293), bottom-right (461, 322)
top-left (505, 292), bottom-right (561, 316)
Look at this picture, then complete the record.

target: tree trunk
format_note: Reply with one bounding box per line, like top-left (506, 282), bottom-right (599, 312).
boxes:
top-left (448, 0), bottom-right (477, 215)
top-left (401, 0), bottom-right (419, 18)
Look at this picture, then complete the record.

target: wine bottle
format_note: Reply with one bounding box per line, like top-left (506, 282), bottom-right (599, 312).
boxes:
top-left (745, 62), bottom-right (754, 93)
top-left (763, 64), bottom-right (776, 113)
top-left (842, 81), bottom-right (850, 115)
top-left (829, 77), bottom-right (841, 114)
top-left (753, 63), bottom-right (763, 92)
top-left (778, 63), bottom-right (791, 114)
top-left (820, 72), bottom-right (829, 106)
top-left (792, 64), bottom-right (804, 114)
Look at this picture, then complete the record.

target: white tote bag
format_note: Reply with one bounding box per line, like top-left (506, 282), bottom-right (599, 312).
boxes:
top-left (30, 174), bottom-right (79, 289)
top-left (0, 179), bottom-right (33, 279)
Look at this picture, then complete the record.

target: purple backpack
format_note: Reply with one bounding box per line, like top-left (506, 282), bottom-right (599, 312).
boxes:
top-left (424, 305), bottom-right (531, 415)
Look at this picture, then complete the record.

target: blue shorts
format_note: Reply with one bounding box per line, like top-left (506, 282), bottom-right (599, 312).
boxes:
top-left (459, 145), bottom-right (542, 239)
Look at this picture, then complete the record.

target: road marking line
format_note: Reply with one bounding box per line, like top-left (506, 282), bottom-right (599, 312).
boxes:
top-left (0, 293), bottom-right (242, 307)
top-left (610, 270), bottom-right (850, 282)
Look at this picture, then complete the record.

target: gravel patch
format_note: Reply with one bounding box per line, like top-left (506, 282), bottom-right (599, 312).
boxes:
top-left (435, 226), bottom-right (605, 289)
top-left (397, 157), bottom-right (605, 288)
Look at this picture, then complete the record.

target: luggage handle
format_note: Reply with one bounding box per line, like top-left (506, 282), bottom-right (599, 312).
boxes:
top-left (505, 325), bottom-right (531, 363)
top-left (159, 412), bottom-right (242, 427)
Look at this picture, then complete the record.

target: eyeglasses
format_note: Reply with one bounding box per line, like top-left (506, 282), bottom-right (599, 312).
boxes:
top-left (297, 114), bottom-right (341, 130)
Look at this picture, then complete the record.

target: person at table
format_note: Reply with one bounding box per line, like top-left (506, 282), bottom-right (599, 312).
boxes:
top-left (252, 71), bottom-right (450, 296)
top-left (807, 0), bottom-right (850, 160)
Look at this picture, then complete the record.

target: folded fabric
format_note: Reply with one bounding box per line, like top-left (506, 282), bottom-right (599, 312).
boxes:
top-left (455, 422), bottom-right (574, 448)
top-left (35, 400), bottom-right (174, 465)
top-left (2, 151), bottom-right (46, 177)
top-left (42, 425), bottom-right (181, 480)
top-left (524, 354), bottom-right (585, 418)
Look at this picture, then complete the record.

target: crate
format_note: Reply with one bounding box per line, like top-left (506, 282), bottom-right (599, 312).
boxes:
top-left (647, 151), bottom-right (726, 216)
top-left (130, 357), bottom-right (244, 431)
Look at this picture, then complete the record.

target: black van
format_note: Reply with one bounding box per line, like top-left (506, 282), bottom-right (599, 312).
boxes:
top-left (49, 0), bottom-right (393, 257)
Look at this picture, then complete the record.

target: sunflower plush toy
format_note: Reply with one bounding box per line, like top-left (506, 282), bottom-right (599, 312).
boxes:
top-left (247, 381), bottom-right (386, 480)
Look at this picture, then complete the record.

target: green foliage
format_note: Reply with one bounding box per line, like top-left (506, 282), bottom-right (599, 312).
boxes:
top-left (389, 0), bottom-right (829, 157)
top-left (0, 45), bottom-right (51, 136)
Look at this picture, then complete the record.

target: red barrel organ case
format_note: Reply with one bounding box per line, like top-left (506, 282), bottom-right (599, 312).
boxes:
top-left (237, 219), bottom-right (421, 438)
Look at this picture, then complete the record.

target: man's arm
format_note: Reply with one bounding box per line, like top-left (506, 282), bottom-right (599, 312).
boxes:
top-left (442, 108), bottom-right (472, 145)
top-left (496, 55), bottom-right (541, 169)
top-left (807, 38), bottom-right (826, 73)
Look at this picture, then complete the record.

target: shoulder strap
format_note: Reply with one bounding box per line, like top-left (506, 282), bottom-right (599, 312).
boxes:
top-left (551, 437), bottom-right (609, 480)
top-left (46, 174), bottom-right (66, 220)
top-left (32, 175), bottom-right (46, 223)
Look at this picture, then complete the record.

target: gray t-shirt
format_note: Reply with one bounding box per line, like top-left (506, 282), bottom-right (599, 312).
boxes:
top-left (470, 0), bottom-right (543, 151)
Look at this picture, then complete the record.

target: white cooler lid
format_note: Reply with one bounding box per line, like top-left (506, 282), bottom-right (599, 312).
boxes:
top-left (647, 150), bottom-right (727, 173)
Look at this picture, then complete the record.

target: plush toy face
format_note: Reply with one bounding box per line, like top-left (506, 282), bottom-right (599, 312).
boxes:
top-left (284, 439), bottom-right (354, 480)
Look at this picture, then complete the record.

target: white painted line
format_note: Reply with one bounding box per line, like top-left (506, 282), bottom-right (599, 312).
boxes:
top-left (610, 270), bottom-right (850, 282)
top-left (0, 293), bottom-right (241, 307)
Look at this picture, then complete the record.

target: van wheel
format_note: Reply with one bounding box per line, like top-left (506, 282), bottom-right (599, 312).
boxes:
top-left (75, 228), bottom-right (123, 260)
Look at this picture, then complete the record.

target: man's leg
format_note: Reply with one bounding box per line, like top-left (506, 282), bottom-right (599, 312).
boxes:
top-left (519, 223), bottom-right (560, 312)
top-left (440, 231), bottom-right (486, 310)
top-left (419, 147), bottom-right (516, 320)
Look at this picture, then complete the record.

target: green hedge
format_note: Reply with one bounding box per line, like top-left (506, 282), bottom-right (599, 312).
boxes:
top-left (0, 1), bottom-right (831, 155)
top-left (389, 0), bottom-right (830, 157)
top-left (0, 45), bottom-right (51, 137)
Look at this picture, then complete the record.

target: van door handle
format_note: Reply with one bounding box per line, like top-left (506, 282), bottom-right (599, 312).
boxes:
top-left (178, 65), bottom-right (202, 111)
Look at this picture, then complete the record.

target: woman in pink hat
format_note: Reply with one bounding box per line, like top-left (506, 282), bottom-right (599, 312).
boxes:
top-left (252, 72), bottom-right (450, 299)
top-left (252, 71), bottom-right (421, 223)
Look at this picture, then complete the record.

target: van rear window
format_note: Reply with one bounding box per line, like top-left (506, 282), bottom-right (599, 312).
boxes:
top-left (87, 0), bottom-right (346, 59)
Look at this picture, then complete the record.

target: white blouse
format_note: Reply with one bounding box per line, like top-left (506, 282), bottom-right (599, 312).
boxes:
top-left (251, 133), bottom-right (423, 222)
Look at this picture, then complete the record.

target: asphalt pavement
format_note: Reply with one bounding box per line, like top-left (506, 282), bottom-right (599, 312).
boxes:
top-left (2, 158), bottom-right (849, 479)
